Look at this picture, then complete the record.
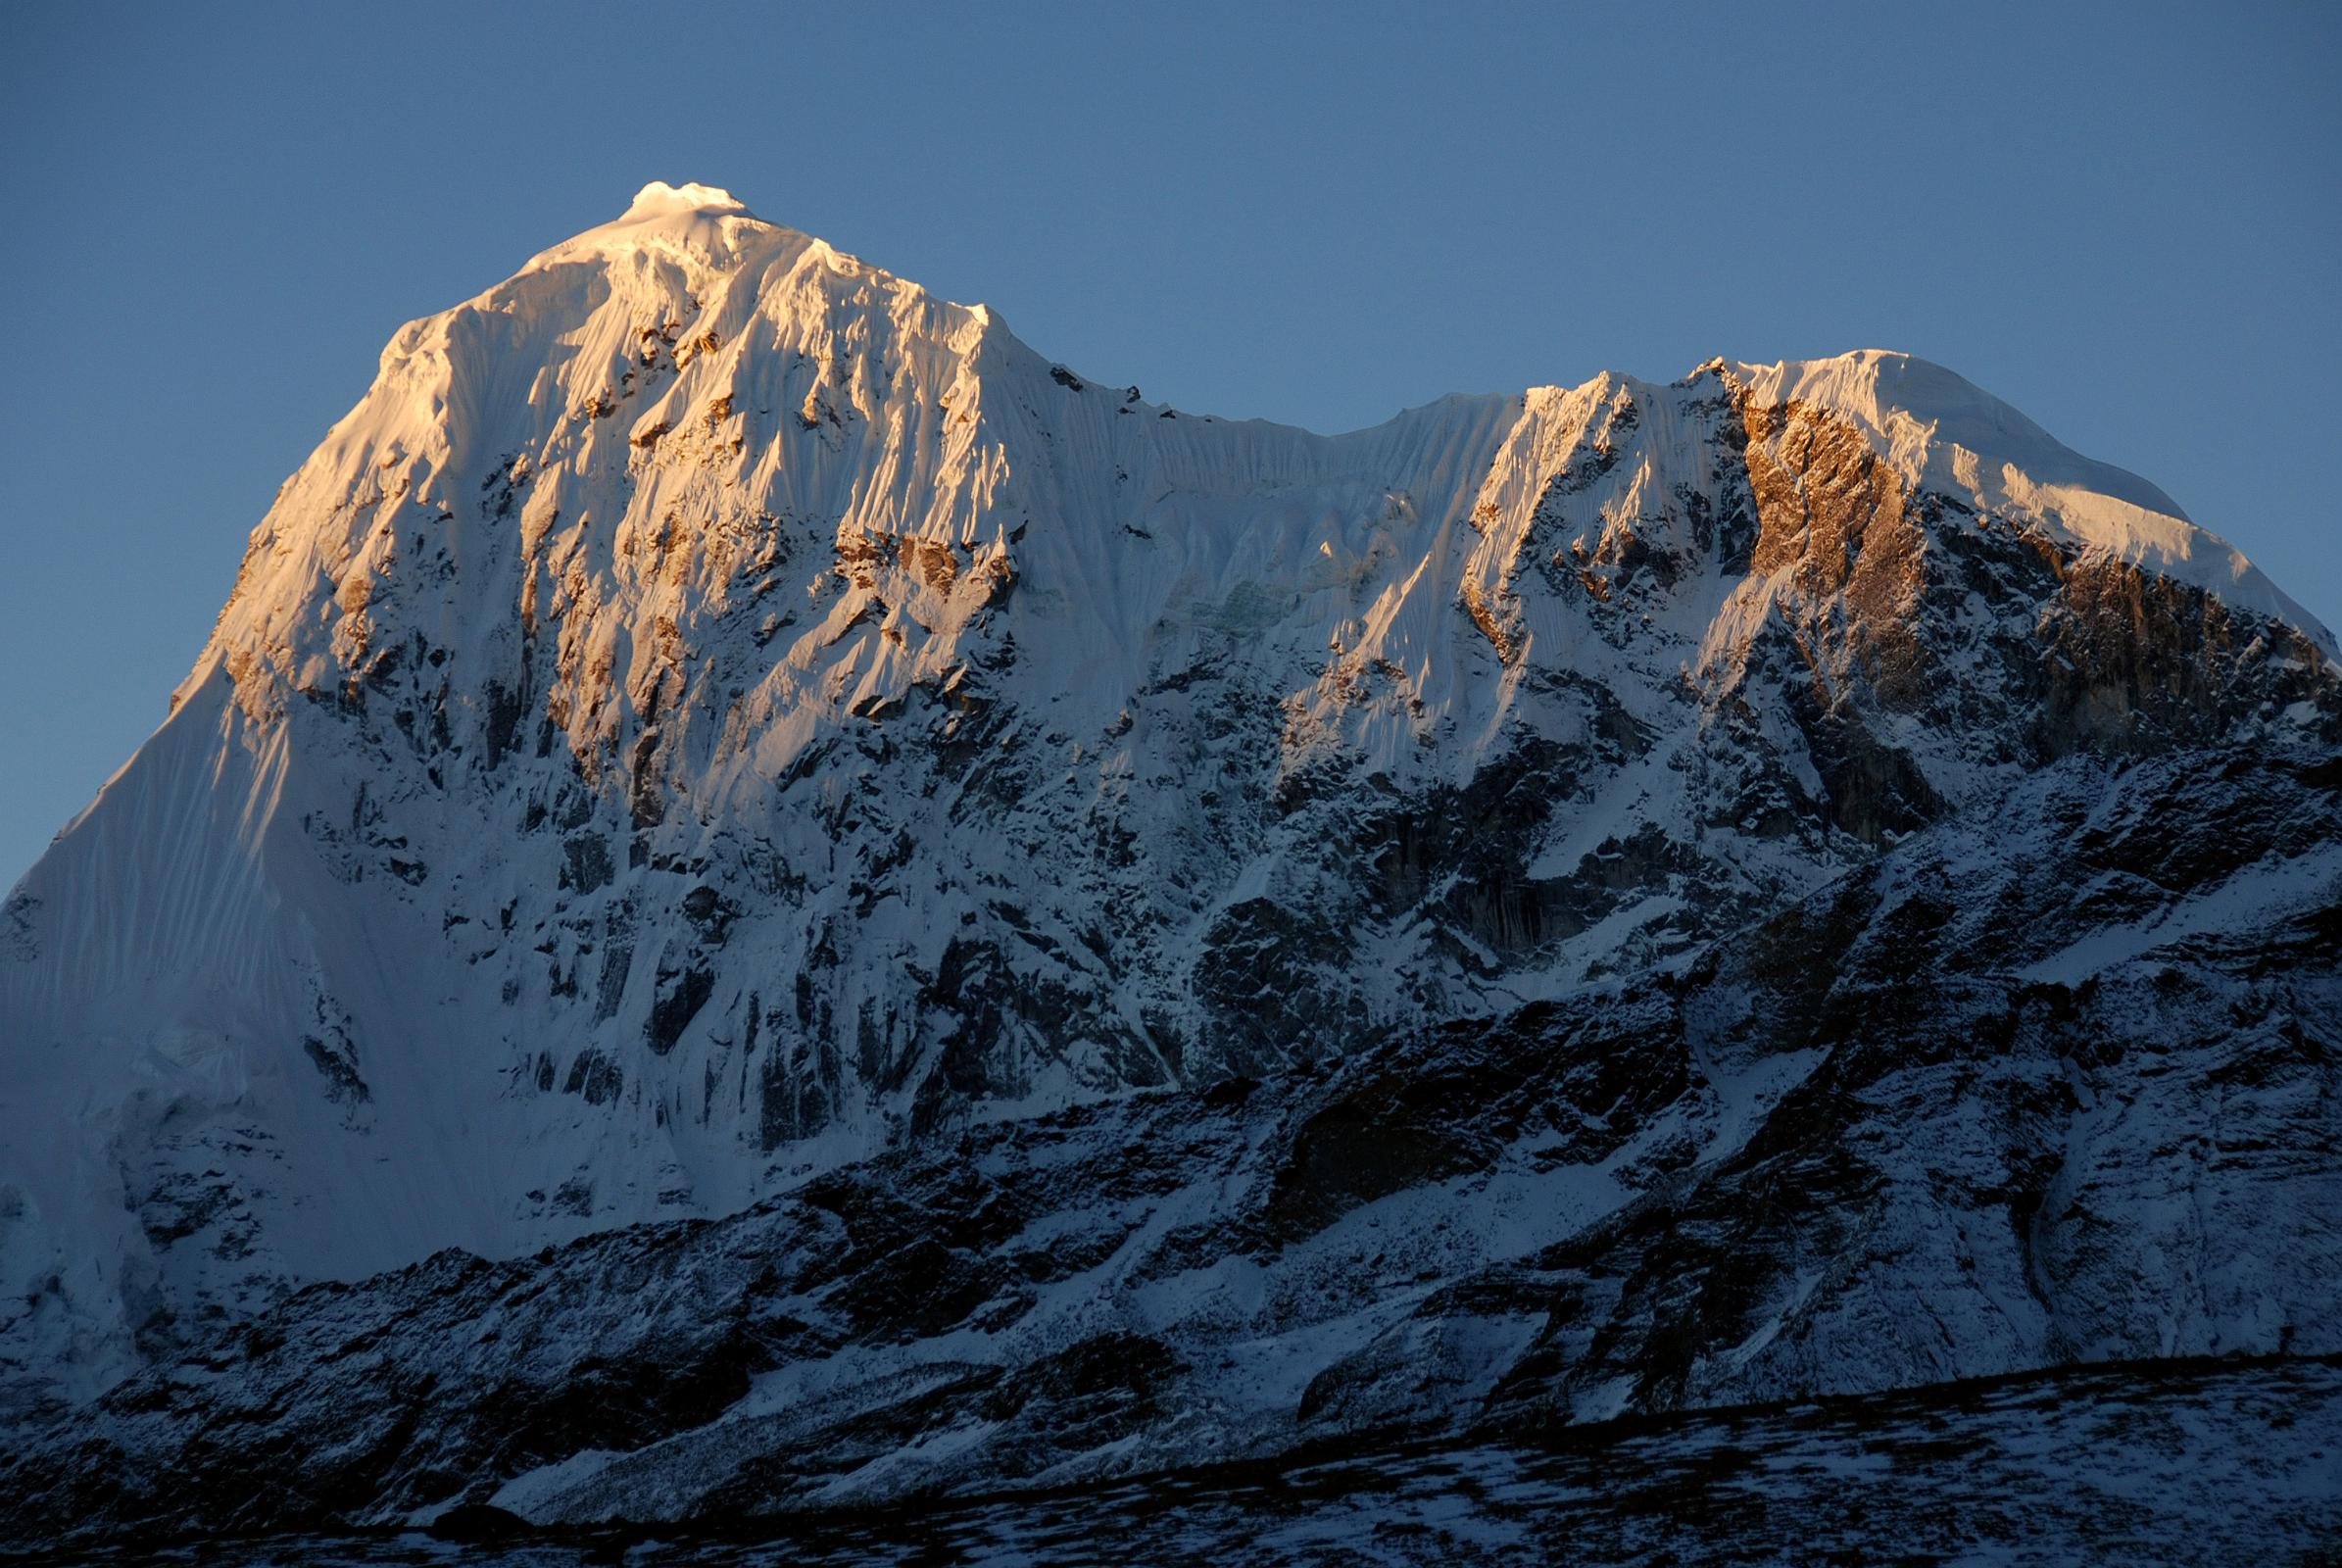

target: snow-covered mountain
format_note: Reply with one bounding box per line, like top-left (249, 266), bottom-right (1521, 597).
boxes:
top-left (3, 184), bottom-right (2337, 1540)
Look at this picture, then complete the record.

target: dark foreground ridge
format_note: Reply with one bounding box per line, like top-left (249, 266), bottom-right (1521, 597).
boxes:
top-left (16, 1354), bottom-right (2340, 1566)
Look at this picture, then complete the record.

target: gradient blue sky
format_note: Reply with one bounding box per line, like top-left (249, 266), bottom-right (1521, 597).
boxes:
top-left (1, 1), bottom-right (2337, 891)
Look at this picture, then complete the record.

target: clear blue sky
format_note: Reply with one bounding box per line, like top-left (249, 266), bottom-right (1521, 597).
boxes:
top-left (2, 1), bottom-right (2336, 892)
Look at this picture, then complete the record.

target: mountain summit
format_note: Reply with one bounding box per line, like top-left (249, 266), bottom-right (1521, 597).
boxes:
top-left (3, 188), bottom-right (2338, 1542)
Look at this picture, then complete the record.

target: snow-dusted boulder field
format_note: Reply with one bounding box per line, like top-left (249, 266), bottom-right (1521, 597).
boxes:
top-left (2, 184), bottom-right (2337, 1546)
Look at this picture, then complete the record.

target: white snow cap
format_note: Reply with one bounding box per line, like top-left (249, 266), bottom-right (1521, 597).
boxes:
top-left (623, 180), bottom-right (751, 219)
top-left (521, 180), bottom-right (774, 272)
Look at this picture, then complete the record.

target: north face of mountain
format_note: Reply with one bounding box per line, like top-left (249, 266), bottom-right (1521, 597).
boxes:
top-left (3, 739), bottom-right (2334, 1540)
top-left (0, 182), bottom-right (2333, 1436)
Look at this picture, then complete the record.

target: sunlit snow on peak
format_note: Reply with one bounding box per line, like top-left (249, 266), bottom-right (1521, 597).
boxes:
top-left (623, 180), bottom-right (751, 218)
top-left (519, 181), bottom-right (783, 276)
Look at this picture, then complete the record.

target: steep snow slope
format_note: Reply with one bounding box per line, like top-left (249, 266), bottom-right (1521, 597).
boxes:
top-left (4, 741), bottom-right (2334, 1540)
top-left (1, 183), bottom-right (2333, 1422)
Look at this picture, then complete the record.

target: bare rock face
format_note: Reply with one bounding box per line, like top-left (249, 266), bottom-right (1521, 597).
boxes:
top-left (1, 185), bottom-right (2337, 1546)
